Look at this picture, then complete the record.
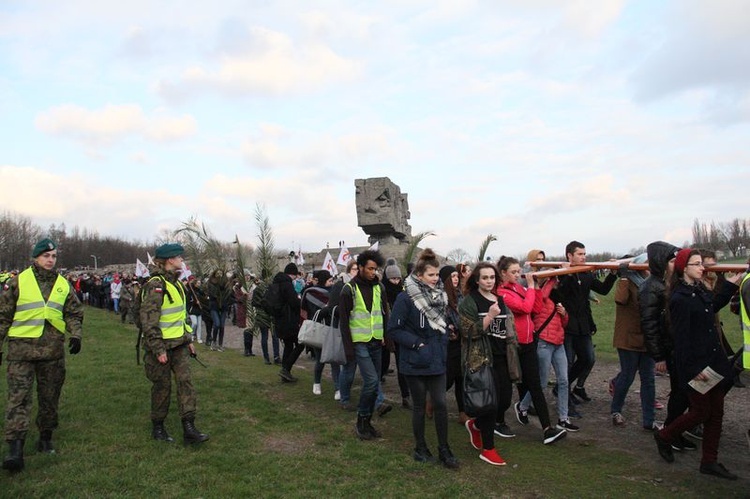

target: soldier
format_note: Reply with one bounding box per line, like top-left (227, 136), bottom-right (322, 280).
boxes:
top-left (140, 243), bottom-right (208, 445)
top-left (0, 238), bottom-right (84, 472)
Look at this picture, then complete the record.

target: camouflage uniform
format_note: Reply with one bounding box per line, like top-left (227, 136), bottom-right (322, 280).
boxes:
top-left (0, 264), bottom-right (84, 441)
top-left (140, 269), bottom-right (196, 421)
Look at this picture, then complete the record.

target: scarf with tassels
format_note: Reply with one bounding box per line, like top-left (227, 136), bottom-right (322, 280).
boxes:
top-left (404, 274), bottom-right (448, 333)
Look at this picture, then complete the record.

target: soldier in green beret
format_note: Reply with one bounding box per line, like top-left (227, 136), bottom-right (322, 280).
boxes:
top-left (140, 243), bottom-right (208, 444)
top-left (0, 238), bottom-right (84, 472)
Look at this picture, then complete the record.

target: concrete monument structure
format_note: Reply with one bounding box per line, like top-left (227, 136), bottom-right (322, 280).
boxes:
top-left (355, 177), bottom-right (412, 245)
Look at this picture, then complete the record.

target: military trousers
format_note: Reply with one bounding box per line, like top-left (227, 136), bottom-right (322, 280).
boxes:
top-left (144, 345), bottom-right (196, 421)
top-left (5, 358), bottom-right (66, 441)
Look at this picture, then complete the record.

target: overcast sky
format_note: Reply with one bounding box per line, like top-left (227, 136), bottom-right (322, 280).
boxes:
top-left (2, 0), bottom-right (748, 260)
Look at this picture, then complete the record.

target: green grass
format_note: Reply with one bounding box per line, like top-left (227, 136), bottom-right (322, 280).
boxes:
top-left (0, 306), bottom-right (745, 498)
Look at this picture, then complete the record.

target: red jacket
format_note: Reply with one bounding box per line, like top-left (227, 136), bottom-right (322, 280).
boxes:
top-left (497, 282), bottom-right (537, 345)
top-left (533, 279), bottom-right (568, 345)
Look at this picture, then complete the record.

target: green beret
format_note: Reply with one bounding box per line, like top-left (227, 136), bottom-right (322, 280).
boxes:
top-left (32, 238), bottom-right (57, 258)
top-left (155, 243), bottom-right (185, 259)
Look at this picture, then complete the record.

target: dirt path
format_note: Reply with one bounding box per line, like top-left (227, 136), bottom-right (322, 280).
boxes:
top-left (221, 323), bottom-right (750, 481)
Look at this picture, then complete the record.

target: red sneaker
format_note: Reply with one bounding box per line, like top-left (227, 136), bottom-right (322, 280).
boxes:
top-left (480, 448), bottom-right (507, 466)
top-left (465, 419), bottom-right (482, 450)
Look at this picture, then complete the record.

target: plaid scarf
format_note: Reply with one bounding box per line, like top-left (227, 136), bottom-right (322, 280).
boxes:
top-left (404, 274), bottom-right (448, 333)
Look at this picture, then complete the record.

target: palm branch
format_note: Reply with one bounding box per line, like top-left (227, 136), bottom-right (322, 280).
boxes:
top-left (402, 230), bottom-right (436, 274)
top-left (476, 234), bottom-right (497, 263)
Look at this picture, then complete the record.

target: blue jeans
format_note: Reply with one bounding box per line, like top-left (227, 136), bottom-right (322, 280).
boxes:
top-left (313, 347), bottom-right (341, 389)
top-left (339, 360), bottom-right (358, 405)
top-left (355, 341), bottom-right (382, 417)
top-left (259, 326), bottom-right (280, 362)
top-left (564, 334), bottom-right (595, 387)
top-left (521, 339), bottom-right (569, 421)
top-left (611, 349), bottom-right (655, 427)
top-left (210, 309), bottom-right (228, 346)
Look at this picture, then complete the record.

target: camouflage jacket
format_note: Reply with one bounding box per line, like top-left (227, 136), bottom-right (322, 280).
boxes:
top-left (0, 264), bottom-right (84, 361)
top-left (140, 269), bottom-right (192, 357)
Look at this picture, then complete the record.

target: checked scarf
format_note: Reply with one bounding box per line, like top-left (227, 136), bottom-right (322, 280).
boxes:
top-left (404, 274), bottom-right (448, 333)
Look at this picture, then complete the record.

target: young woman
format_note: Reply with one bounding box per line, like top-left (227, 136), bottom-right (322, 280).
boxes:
top-left (496, 256), bottom-right (566, 445)
top-left (301, 270), bottom-right (340, 399)
top-left (458, 262), bottom-right (516, 466)
top-left (388, 249), bottom-right (458, 469)
top-left (654, 249), bottom-right (738, 480)
top-left (440, 265), bottom-right (468, 425)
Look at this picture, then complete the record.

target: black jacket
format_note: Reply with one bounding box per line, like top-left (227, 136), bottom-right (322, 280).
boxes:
top-left (640, 241), bottom-right (680, 361)
top-left (670, 280), bottom-right (734, 390)
top-left (272, 272), bottom-right (301, 340)
top-left (558, 270), bottom-right (617, 336)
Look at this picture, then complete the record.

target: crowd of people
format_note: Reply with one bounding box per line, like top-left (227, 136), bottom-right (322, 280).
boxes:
top-left (0, 238), bottom-right (747, 480)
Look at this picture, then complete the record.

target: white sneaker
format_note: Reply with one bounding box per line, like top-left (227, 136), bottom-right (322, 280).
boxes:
top-left (313, 383), bottom-right (322, 395)
top-left (334, 390), bottom-right (341, 401)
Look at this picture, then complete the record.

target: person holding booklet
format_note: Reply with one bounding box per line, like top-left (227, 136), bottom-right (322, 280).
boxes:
top-left (653, 249), bottom-right (740, 480)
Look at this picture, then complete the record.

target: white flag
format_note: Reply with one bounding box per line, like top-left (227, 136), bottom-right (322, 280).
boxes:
top-left (146, 252), bottom-right (154, 266)
top-left (368, 241), bottom-right (379, 251)
top-left (336, 245), bottom-right (351, 266)
top-left (179, 261), bottom-right (192, 280)
top-left (135, 259), bottom-right (150, 278)
top-left (322, 251), bottom-right (338, 276)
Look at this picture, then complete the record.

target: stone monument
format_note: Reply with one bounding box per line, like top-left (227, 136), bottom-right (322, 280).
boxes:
top-left (355, 177), bottom-right (412, 245)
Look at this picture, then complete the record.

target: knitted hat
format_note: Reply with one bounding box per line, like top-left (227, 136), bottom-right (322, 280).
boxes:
top-left (32, 238), bottom-right (57, 258)
top-left (315, 270), bottom-right (332, 285)
top-left (674, 248), bottom-right (693, 274)
top-left (284, 262), bottom-right (299, 275)
top-left (384, 259), bottom-right (402, 279)
top-left (155, 243), bottom-right (184, 259)
top-left (439, 265), bottom-right (457, 284)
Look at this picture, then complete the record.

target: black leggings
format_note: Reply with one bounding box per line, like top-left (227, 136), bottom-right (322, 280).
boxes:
top-left (516, 342), bottom-right (551, 428)
top-left (406, 374), bottom-right (449, 449)
top-left (445, 352), bottom-right (464, 412)
top-left (492, 352), bottom-right (513, 425)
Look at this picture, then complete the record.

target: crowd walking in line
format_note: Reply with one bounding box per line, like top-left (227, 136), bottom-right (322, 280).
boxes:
top-left (0, 237), bottom-right (748, 481)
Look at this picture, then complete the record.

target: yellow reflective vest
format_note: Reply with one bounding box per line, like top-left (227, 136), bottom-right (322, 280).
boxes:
top-left (740, 273), bottom-right (750, 368)
top-left (346, 282), bottom-right (384, 343)
top-left (9, 267), bottom-right (69, 338)
top-left (152, 277), bottom-right (192, 339)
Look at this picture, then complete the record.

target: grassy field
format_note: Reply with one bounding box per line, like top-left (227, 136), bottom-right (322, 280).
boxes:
top-left (0, 303), bottom-right (745, 498)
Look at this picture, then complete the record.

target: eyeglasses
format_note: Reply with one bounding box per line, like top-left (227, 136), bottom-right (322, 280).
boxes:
top-left (686, 262), bottom-right (704, 267)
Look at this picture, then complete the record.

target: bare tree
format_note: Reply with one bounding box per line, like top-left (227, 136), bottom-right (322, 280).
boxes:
top-left (444, 248), bottom-right (472, 265)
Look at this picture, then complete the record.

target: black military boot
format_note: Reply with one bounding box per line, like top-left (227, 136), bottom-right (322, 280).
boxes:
top-left (182, 418), bottom-right (209, 444)
top-left (355, 415), bottom-right (373, 441)
top-left (152, 420), bottom-right (174, 443)
top-left (36, 430), bottom-right (55, 454)
top-left (2, 440), bottom-right (25, 472)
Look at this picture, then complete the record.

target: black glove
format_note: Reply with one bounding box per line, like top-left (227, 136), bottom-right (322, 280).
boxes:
top-left (617, 262), bottom-right (630, 277)
top-left (69, 337), bottom-right (81, 355)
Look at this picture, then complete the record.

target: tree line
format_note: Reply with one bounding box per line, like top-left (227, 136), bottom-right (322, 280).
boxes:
top-left (0, 211), bottom-right (154, 271)
top-left (692, 218), bottom-right (750, 258)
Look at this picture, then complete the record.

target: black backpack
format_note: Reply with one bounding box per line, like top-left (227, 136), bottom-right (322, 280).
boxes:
top-left (251, 280), bottom-right (283, 317)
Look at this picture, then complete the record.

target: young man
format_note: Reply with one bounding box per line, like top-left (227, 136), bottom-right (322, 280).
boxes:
top-left (339, 250), bottom-right (389, 440)
top-left (0, 238), bottom-right (84, 471)
top-left (140, 243), bottom-right (208, 445)
top-left (275, 262), bottom-right (303, 382)
top-left (557, 241), bottom-right (617, 406)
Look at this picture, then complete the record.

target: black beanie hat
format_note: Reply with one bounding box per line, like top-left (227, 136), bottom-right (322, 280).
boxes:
top-left (439, 265), bottom-right (457, 284)
top-left (284, 262), bottom-right (299, 275)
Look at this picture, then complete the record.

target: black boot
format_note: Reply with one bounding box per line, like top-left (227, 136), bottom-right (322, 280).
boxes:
top-left (364, 416), bottom-right (382, 439)
top-left (152, 420), bottom-right (174, 443)
top-left (182, 418), bottom-right (209, 444)
top-left (2, 440), bottom-right (24, 472)
top-left (355, 415), bottom-right (373, 440)
top-left (243, 329), bottom-right (254, 356)
top-left (36, 430), bottom-right (55, 454)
